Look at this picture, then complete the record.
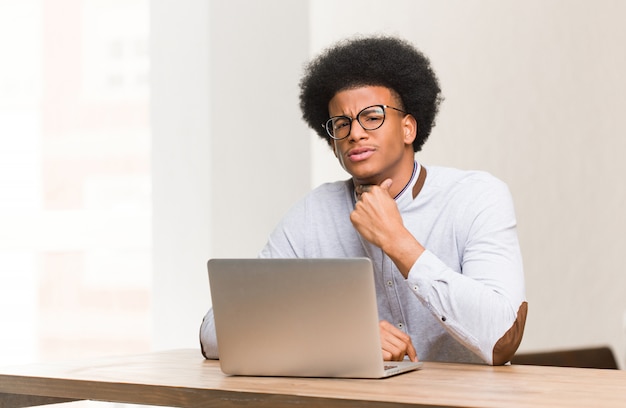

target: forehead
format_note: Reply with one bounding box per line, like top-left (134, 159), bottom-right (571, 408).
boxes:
top-left (328, 86), bottom-right (398, 116)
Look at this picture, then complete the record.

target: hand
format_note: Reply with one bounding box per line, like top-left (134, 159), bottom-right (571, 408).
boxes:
top-left (350, 179), bottom-right (403, 250)
top-left (351, 179), bottom-right (425, 277)
top-left (379, 320), bottom-right (418, 362)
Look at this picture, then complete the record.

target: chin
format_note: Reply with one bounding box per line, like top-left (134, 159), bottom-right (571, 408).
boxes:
top-left (345, 167), bottom-right (373, 181)
top-left (341, 160), bottom-right (382, 183)
top-left (351, 173), bottom-right (380, 186)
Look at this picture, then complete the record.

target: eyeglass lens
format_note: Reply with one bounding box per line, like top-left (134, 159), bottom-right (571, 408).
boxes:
top-left (326, 105), bottom-right (386, 140)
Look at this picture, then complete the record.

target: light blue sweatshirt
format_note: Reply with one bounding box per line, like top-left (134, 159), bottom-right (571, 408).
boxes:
top-left (200, 163), bottom-right (527, 365)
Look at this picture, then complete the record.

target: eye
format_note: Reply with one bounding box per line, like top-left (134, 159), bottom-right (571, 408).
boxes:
top-left (359, 107), bottom-right (384, 126)
top-left (363, 114), bottom-right (383, 123)
top-left (332, 117), bottom-right (350, 130)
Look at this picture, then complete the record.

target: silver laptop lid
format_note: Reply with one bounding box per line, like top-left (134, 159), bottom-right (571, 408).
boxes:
top-left (208, 258), bottom-right (391, 378)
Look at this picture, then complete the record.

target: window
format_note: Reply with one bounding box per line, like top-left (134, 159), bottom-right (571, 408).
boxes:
top-left (0, 0), bottom-right (151, 364)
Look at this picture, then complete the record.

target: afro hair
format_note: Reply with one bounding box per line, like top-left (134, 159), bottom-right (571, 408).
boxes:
top-left (299, 35), bottom-right (443, 152)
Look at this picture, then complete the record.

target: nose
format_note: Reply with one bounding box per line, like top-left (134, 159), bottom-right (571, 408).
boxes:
top-left (347, 118), bottom-right (368, 142)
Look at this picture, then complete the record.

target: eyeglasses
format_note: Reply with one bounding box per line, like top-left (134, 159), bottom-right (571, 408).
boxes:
top-left (322, 104), bottom-right (408, 140)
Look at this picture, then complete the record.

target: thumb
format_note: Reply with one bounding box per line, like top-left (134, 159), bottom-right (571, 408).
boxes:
top-left (380, 178), bottom-right (393, 195)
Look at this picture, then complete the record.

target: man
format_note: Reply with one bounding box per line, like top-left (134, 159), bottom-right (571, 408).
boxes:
top-left (200, 35), bottom-right (527, 365)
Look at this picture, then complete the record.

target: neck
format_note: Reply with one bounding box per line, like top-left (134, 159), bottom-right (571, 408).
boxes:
top-left (352, 161), bottom-right (417, 199)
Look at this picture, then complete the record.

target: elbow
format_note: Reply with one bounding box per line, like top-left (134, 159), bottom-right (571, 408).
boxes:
top-left (491, 302), bottom-right (528, 365)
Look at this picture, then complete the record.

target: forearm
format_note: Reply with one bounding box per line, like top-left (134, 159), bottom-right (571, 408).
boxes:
top-left (199, 308), bottom-right (219, 359)
top-left (380, 227), bottom-right (424, 278)
top-left (408, 250), bottom-right (526, 365)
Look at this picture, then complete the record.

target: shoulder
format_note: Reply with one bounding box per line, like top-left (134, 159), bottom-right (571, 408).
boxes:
top-left (425, 166), bottom-right (509, 195)
top-left (422, 166), bottom-right (514, 216)
top-left (281, 179), bottom-right (352, 218)
top-left (420, 166), bottom-right (518, 237)
top-left (261, 179), bottom-right (353, 257)
top-left (426, 165), bottom-right (504, 185)
top-left (310, 179), bottom-right (352, 195)
top-left (301, 179), bottom-right (353, 206)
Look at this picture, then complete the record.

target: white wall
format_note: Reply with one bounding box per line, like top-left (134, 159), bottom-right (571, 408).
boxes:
top-left (151, 0), bottom-right (212, 350)
top-left (207, 0), bottom-right (311, 258)
top-left (152, 0), bottom-right (626, 367)
top-left (151, 0), bottom-right (310, 350)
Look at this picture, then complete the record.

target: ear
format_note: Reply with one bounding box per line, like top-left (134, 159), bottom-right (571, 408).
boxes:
top-left (403, 115), bottom-right (418, 146)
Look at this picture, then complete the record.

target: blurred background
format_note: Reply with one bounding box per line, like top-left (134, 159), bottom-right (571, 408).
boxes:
top-left (1, 0), bottom-right (625, 372)
top-left (0, 0), bottom-right (150, 364)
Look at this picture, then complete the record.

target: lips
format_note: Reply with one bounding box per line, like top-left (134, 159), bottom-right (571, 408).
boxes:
top-left (346, 146), bottom-right (375, 162)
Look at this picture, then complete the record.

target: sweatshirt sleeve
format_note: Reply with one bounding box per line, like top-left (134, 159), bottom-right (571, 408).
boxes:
top-left (407, 179), bottom-right (527, 365)
top-left (199, 308), bottom-right (218, 359)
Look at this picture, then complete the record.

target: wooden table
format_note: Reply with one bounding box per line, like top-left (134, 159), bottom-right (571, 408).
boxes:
top-left (1, 349), bottom-right (625, 408)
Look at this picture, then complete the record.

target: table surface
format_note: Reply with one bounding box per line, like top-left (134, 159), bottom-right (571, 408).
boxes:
top-left (1, 349), bottom-right (625, 408)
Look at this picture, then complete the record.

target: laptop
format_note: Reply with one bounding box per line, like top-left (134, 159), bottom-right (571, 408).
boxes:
top-left (207, 258), bottom-right (423, 378)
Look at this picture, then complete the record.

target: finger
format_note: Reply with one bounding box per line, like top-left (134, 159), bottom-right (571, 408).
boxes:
top-left (381, 348), bottom-right (393, 361)
top-left (380, 320), bottom-right (412, 343)
top-left (383, 321), bottom-right (416, 361)
top-left (380, 178), bottom-right (393, 194)
top-left (355, 184), bottom-right (373, 200)
top-left (382, 340), bottom-right (407, 361)
top-left (406, 341), bottom-right (418, 362)
top-left (380, 321), bottom-right (417, 362)
top-left (379, 321), bottom-right (415, 361)
top-left (379, 321), bottom-right (402, 360)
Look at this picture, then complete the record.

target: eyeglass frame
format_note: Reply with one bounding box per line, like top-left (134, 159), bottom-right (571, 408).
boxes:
top-left (321, 104), bottom-right (409, 141)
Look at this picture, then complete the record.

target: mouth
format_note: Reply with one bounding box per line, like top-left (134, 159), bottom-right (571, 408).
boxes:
top-left (346, 146), bottom-right (375, 162)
